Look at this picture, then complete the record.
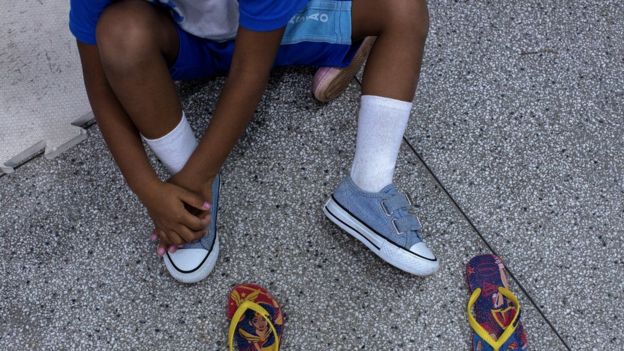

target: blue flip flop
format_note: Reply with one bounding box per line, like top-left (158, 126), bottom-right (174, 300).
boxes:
top-left (466, 254), bottom-right (528, 350)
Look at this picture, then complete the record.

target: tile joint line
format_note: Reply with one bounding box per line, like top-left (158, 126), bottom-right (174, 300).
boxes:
top-left (354, 75), bottom-right (571, 350)
top-left (402, 136), bottom-right (571, 350)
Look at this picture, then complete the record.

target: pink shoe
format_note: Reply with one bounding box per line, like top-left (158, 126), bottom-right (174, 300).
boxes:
top-left (312, 37), bottom-right (376, 103)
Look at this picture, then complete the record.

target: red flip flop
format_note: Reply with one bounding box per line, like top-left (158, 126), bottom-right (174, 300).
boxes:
top-left (227, 284), bottom-right (284, 351)
top-left (466, 254), bottom-right (528, 350)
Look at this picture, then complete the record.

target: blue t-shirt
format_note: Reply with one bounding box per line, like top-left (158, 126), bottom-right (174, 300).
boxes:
top-left (69, 0), bottom-right (308, 45)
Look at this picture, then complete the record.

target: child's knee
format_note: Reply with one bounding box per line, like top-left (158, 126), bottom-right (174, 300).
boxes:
top-left (386, 0), bottom-right (429, 41)
top-left (95, 1), bottom-right (160, 66)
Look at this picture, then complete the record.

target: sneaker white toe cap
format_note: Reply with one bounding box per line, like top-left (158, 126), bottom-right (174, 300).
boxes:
top-left (166, 248), bottom-right (209, 272)
top-left (409, 242), bottom-right (437, 261)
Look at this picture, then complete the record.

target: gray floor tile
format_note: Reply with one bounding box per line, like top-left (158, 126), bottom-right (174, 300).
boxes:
top-left (1, 0), bottom-right (90, 174)
top-left (403, 1), bottom-right (624, 349)
top-left (1, 70), bottom-right (563, 349)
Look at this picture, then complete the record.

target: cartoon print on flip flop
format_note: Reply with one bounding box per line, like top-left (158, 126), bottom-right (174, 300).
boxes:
top-left (235, 303), bottom-right (279, 351)
top-left (467, 255), bottom-right (528, 350)
top-left (229, 284), bottom-right (284, 351)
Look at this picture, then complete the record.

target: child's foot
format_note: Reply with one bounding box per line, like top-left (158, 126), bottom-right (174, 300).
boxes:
top-left (312, 37), bottom-right (376, 103)
top-left (323, 176), bottom-right (439, 276)
top-left (163, 175), bottom-right (221, 283)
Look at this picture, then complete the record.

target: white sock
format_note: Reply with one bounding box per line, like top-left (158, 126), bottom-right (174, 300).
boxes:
top-left (350, 95), bottom-right (412, 192)
top-left (142, 112), bottom-right (198, 175)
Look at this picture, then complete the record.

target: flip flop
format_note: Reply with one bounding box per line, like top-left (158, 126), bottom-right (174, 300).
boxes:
top-left (466, 254), bottom-right (528, 351)
top-left (227, 284), bottom-right (284, 351)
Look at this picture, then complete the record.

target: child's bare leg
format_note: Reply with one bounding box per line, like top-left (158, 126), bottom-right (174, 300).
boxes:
top-left (347, 0), bottom-right (429, 192)
top-left (96, 0), bottom-right (182, 139)
top-left (323, 0), bottom-right (438, 276)
top-left (90, 1), bottom-right (221, 283)
top-left (92, 1), bottom-right (209, 247)
top-left (352, 0), bottom-right (428, 100)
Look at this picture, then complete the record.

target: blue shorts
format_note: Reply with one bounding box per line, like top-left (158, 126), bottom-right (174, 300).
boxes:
top-left (169, 0), bottom-right (359, 81)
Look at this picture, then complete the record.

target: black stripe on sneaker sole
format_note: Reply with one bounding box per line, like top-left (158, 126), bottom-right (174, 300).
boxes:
top-left (330, 195), bottom-right (437, 262)
top-left (166, 234), bottom-right (216, 274)
top-left (325, 205), bottom-right (380, 250)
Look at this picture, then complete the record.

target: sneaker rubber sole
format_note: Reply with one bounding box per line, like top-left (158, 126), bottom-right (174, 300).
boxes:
top-left (323, 196), bottom-right (439, 276)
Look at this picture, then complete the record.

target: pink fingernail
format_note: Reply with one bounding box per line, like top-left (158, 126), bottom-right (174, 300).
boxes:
top-left (168, 246), bottom-right (177, 253)
top-left (202, 202), bottom-right (211, 210)
top-left (157, 247), bottom-right (166, 256)
top-left (150, 234), bottom-right (158, 241)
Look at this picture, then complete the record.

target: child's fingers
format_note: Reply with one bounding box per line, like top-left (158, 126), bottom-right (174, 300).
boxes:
top-left (155, 228), bottom-right (170, 257)
top-left (192, 227), bottom-right (207, 238)
top-left (175, 224), bottom-right (205, 243)
top-left (178, 188), bottom-right (210, 212)
top-left (156, 228), bottom-right (170, 245)
top-left (156, 244), bottom-right (178, 256)
top-left (157, 244), bottom-right (167, 257)
top-left (156, 228), bottom-right (181, 248)
top-left (180, 211), bottom-right (209, 231)
top-left (196, 211), bottom-right (211, 226)
top-left (198, 211), bottom-right (210, 221)
top-left (165, 230), bottom-right (185, 246)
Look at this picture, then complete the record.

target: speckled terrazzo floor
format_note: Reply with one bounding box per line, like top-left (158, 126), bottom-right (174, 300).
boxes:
top-left (2, 1), bottom-right (623, 350)
top-left (0, 72), bottom-right (566, 351)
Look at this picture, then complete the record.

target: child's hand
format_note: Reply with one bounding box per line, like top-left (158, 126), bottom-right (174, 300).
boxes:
top-left (141, 181), bottom-right (211, 254)
top-left (168, 172), bottom-right (215, 217)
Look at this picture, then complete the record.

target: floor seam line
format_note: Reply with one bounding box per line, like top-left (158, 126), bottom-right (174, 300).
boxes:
top-left (402, 133), bottom-right (572, 350)
top-left (353, 74), bottom-right (571, 349)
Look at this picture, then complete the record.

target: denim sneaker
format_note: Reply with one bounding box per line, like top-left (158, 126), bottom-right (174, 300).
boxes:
top-left (163, 175), bottom-right (220, 283)
top-left (323, 176), bottom-right (439, 276)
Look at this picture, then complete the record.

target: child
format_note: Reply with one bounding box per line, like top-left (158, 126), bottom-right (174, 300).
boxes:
top-left (70, 0), bottom-right (437, 283)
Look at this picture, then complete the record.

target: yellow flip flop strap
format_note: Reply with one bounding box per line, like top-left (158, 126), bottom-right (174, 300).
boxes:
top-left (228, 300), bottom-right (280, 351)
top-left (467, 287), bottom-right (521, 351)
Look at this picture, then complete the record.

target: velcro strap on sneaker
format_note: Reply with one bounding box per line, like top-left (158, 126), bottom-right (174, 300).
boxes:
top-left (383, 193), bottom-right (411, 214)
top-left (393, 216), bottom-right (422, 233)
